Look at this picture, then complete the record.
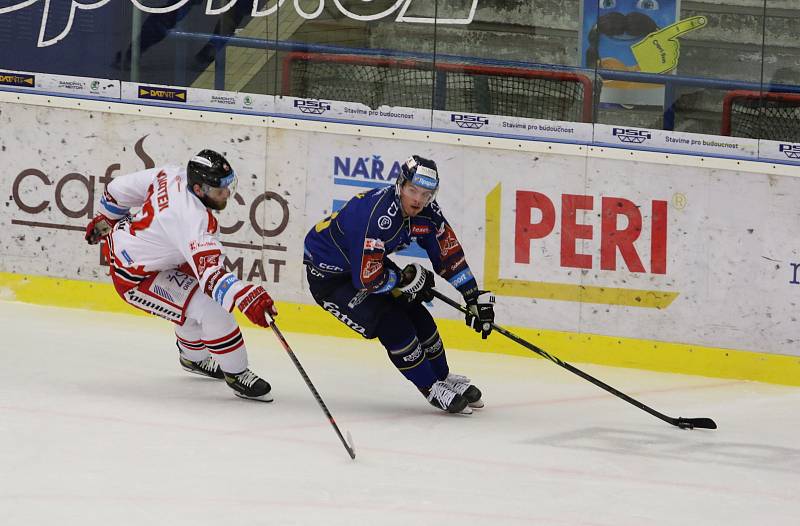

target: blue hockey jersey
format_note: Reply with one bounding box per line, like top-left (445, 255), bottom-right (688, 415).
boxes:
top-left (304, 186), bottom-right (479, 298)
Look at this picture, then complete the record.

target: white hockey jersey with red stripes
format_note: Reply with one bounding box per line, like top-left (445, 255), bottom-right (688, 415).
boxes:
top-left (100, 165), bottom-right (248, 312)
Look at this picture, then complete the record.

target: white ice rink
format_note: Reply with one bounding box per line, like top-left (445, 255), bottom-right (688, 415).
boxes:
top-left (1, 300), bottom-right (798, 526)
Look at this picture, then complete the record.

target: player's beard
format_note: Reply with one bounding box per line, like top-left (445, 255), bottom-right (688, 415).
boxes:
top-left (201, 195), bottom-right (227, 211)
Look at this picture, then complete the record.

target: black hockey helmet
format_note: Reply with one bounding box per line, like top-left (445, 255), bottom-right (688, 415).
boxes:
top-left (396, 155), bottom-right (439, 203)
top-left (187, 149), bottom-right (236, 190)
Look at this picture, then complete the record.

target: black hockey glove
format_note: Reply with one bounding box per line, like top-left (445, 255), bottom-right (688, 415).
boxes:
top-left (396, 262), bottom-right (435, 304)
top-left (465, 290), bottom-right (495, 339)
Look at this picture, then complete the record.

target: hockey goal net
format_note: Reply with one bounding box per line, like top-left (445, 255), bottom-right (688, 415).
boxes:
top-left (282, 52), bottom-right (594, 122)
top-left (722, 90), bottom-right (800, 142)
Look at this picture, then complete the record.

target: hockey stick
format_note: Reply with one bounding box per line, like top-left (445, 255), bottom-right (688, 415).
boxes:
top-left (268, 318), bottom-right (356, 459)
top-left (432, 290), bottom-right (717, 430)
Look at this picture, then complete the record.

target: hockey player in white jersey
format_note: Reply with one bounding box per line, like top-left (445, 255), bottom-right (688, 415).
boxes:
top-left (85, 149), bottom-right (277, 402)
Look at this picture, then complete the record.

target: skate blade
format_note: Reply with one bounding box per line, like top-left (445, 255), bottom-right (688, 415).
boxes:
top-left (468, 399), bottom-right (484, 409)
top-left (181, 366), bottom-right (224, 379)
top-left (234, 392), bottom-right (274, 403)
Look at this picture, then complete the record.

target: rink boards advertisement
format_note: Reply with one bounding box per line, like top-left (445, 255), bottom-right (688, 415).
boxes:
top-left (301, 136), bottom-right (800, 359)
top-left (2, 96), bottom-right (800, 368)
top-left (0, 102), bottom-right (305, 302)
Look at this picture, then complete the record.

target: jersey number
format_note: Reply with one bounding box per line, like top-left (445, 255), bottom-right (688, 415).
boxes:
top-left (129, 185), bottom-right (155, 236)
top-left (314, 211), bottom-right (339, 233)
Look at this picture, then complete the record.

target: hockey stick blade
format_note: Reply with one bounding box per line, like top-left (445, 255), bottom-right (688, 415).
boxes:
top-left (674, 417), bottom-right (717, 430)
top-left (346, 431), bottom-right (356, 459)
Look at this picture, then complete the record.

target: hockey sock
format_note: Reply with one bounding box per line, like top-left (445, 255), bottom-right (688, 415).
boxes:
top-left (176, 335), bottom-right (209, 362)
top-left (376, 313), bottom-right (438, 390)
top-left (175, 321), bottom-right (211, 362)
top-left (185, 292), bottom-right (249, 373)
top-left (420, 330), bottom-right (449, 381)
top-left (406, 303), bottom-right (450, 381)
top-left (203, 327), bottom-right (248, 373)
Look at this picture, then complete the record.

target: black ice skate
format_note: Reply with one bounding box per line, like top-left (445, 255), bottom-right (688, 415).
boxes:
top-left (179, 352), bottom-right (224, 380)
top-left (425, 380), bottom-right (472, 414)
top-left (445, 373), bottom-right (484, 408)
top-left (224, 369), bottom-right (273, 402)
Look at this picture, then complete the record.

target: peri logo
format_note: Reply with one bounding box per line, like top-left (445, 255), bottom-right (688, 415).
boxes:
top-left (294, 99), bottom-right (331, 114)
top-left (378, 216), bottom-right (392, 229)
top-left (612, 128), bottom-right (651, 144)
top-left (451, 113), bottom-right (489, 129)
top-left (778, 143), bottom-right (800, 159)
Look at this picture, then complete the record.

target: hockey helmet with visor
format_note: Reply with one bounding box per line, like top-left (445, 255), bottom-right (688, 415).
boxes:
top-left (396, 155), bottom-right (439, 206)
top-left (187, 149), bottom-right (238, 195)
top-left (187, 149), bottom-right (237, 210)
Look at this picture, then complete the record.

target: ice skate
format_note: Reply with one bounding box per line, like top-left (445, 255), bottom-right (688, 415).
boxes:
top-left (224, 369), bottom-right (273, 402)
top-left (445, 373), bottom-right (484, 408)
top-left (179, 352), bottom-right (224, 380)
top-left (425, 380), bottom-right (472, 414)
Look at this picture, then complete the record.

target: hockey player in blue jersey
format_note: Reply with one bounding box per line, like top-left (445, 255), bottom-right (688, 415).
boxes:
top-left (303, 155), bottom-right (495, 414)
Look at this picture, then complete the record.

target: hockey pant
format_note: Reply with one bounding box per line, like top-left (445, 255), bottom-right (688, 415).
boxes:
top-left (306, 267), bottom-right (448, 390)
top-left (107, 261), bottom-right (249, 374)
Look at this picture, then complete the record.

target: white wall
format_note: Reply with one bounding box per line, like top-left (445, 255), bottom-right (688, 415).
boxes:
top-left (2, 92), bottom-right (799, 357)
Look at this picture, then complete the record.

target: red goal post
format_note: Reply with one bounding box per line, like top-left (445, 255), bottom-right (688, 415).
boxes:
top-left (721, 90), bottom-right (800, 142)
top-left (281, 52), bottom-right (595, 123)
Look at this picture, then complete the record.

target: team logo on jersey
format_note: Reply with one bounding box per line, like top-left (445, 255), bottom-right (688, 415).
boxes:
top-left (378, 216), bottom-right (392, 229)
top-left (0, 72), bottom-right (34, 87)
top-left (138, 86), bottom-right (187, 102)
top-left (437, 224), bottom-right (461, 257)
top-left (193, 250), bottom-right (220, 277)
top-left (361, 255), bottom-right (383, 282)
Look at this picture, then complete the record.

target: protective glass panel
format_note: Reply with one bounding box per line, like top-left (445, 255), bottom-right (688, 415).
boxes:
top-left (0, 1), bottom-right (798, 143)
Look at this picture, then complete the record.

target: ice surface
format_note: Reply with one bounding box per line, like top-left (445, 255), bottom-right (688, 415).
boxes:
top-left (0, 301), bottom-right (798, 526)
